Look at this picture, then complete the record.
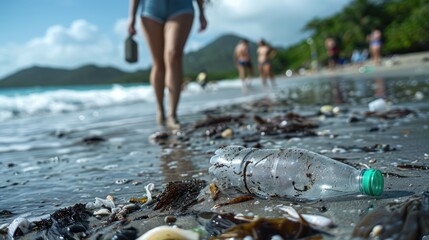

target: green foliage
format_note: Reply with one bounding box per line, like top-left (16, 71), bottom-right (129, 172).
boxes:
top-left (282, 0), bottom-right (429, 71)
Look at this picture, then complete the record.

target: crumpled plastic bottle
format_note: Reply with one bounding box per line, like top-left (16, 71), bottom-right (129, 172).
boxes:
top-left (209, 146), bottom-right (384, 200)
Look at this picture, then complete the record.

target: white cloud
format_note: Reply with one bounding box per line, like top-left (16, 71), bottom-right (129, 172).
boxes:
top-left (0, 19), bottom-right (122, 78)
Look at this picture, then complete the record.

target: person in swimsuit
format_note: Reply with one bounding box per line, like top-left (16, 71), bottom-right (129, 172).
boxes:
top-left (368, 28), bottom-right (382, 65)
top-left (234, 39), bottom-right (254, 93)
top-left (325, 37), bottom-right (339, 71)
top-left (128, 0), bottom-right (207, 129)
top-left (257, 39), bottom-right (276, 88)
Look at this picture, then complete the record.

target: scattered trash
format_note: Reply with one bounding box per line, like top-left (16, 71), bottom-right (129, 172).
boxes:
top-left (209, 146), bottom-right (384, 200)
top-left (278, 206), bottom-right (334, 228)
top-left (213, 195), bottom-right (254, 209)
top-left (352, 191), bottom-right (429, 239)
top-left (154, 179), bottom-right (207, 212)
top-left (253, 112), bottom-right (318, 137)
top-left (368, 98), bottom-right (388, 112)
top-left (211, 216), bottom-right (327, 239)
top-left (396, 164), bottom-right (429, 171)
top-left (365, 108), bottom-right (417, 120)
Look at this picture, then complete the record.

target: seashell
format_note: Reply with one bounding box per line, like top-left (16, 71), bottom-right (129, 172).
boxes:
top-left (136, 225), bottom-right (198, 240)
top-left (86, 197), bottom-right (115, 209)
top-left (8, 217), bottom-right (31, 239)
top-left (123, 203), bottom-right (140, 211)
top-left (278, 206), bottom-right (333, 228)
top-left (93, 208), bottom-right (111, 216)
top-left (221, 129), bottom-right (233, 138)
top-left (370, 224), bottom-right (383, 237)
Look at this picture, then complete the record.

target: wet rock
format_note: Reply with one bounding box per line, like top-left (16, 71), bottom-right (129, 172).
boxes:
top-left (352, 191), bottom-right (429, 239)
top-left (82, 136), bottom-right (106, 144)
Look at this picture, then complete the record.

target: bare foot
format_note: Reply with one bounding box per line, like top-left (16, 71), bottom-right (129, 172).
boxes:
top-left (166, 117), bottom-right (180, 130)
top-left (156, 112), bottom-right (165, 126)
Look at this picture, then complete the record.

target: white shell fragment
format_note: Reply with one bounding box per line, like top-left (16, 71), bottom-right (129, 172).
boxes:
top-left (136, 225), bottom-right (198, 240)
top-left (279, 206), bottom-right (333, 228)
top-left (8, 217), bottom-right (31, 239)
top-left (86, 196), bottom-right (115, 209)
top-left (93, 208), bottom-right (111, 216)
top-left (145, 183), bottom-right (155, 204)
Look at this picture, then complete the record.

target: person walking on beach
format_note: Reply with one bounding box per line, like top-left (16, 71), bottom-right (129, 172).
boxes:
top-left (234, 39), bottom-right (254, 93)
top-left (368, 28), bottom-right (382, 66)
top-left (128, 0), bottom-right (207, 129)
top-left (325, 37), bottom-right (339, 71)
top-left (257, 39), bottom-right (276, 89)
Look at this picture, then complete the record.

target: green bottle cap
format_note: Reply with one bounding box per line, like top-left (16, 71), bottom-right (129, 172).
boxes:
top-left (360, 169), bottom-right (384, 196)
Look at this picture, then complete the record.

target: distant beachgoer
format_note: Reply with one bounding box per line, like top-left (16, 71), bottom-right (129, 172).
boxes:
top-left (196, 70), bottom-right (208, 89)
top-left (257, 39), bottom-right (276, 88)
top-left (234, 39), bottom-right (254, 93)
top-left (325, 37), bottom-right (339, 70)
top-left (128, 0), bottom-right (207, 129)
top-left (368, 28), bottom-right (382, 65)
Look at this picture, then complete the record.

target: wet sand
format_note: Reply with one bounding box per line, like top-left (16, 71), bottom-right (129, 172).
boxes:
top-left (3, 54), bottom-right (429, 239)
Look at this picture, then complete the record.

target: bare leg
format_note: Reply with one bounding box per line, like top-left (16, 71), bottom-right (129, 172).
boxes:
top-left (265, 64), bottom-right (276, 87)
top-left (258, 64), bottom-right (267, 88)
top-left (141, 17), bottom-right (166, 126)
top-left (164, 14), bottom-right (194, 129)
top-left (237, 65), bottom-right (248, 93)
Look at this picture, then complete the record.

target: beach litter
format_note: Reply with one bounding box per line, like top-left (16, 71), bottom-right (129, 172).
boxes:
top-left (352, 191), bottom-right (429, 239)
top-left (154, 179), bottom-right (207, 212)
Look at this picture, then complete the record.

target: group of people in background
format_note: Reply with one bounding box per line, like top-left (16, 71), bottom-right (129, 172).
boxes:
top-left (233, 38), bottom-right (276, 93)
top-left (325, 28), bottom-right (383, 71)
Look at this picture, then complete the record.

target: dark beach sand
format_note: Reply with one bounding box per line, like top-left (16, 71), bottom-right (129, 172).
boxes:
top-left (3, 54), bottom-right (429, 240)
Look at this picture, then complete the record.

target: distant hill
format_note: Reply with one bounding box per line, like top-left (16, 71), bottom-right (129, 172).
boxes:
top-left (183, 34), bottom-right (257, 73)
top-left (0, 34), bottom-right (256, 88)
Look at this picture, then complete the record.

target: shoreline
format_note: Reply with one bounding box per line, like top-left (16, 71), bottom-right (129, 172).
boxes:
top-left (2, 61), bottom-right (429, 239)
top-left (4, 85), bottom-right (429, 239)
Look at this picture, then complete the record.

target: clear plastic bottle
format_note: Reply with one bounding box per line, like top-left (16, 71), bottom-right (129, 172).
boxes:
top-left (209, 146), bottom-right (384, 200)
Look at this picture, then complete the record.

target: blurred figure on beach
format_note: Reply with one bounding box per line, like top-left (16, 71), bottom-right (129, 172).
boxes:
top-left (368, 28), bottom-right (382, 66)
top-left (257, 39), bottom-right (276, 89)
top-left (196, 70), bottom-right (208, 89)
top-left (234, 39), bottom-right (254, 93)
top-left (128, 0), bottom-right (207, 129)
top-left (351, 49), bottom-right (368, 67)
top-left (325, 37), bottom-right (339, 71)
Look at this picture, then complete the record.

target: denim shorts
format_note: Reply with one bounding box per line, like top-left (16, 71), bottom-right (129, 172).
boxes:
top-left (140, 0), bottom-right (194, 23)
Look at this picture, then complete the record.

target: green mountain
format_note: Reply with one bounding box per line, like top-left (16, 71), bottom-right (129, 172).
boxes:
top-left (0, 34), bottom-right (254, 88)
top-left (184, 33), bottom-right (257, 74)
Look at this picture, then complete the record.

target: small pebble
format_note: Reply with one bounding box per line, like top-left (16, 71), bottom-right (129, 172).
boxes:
top-left (221, 128), bottom-right (233, 138)
top-left (369, 159), bottom-right (377, 164)
top-left (164, 215), bottom-right (176, 224)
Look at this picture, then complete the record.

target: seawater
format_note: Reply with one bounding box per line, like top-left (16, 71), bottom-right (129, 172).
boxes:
top-left (0, 70), bottom-right (429, 225)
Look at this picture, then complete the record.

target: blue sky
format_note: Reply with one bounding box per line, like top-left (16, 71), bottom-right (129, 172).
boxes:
top-left (0, 0), bottom-right (352, 79)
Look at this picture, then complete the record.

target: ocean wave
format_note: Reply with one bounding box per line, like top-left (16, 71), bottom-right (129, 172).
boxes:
top-left (0, 84), bottom-right (155, 121)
